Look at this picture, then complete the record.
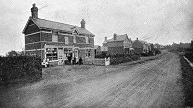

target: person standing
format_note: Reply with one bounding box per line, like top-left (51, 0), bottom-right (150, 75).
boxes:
top-left (79, 57), bottom-right (83, 65)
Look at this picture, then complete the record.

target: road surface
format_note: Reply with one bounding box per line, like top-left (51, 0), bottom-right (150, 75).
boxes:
top-left (0, 52), bottom-right (184, 108)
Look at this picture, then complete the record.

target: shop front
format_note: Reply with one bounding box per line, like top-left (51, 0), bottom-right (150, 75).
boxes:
top-left (44, 45), bottom-right (77, 66)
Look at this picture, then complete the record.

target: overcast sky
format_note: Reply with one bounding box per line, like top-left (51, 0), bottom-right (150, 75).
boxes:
top-left (0, 0), bottom-right (193, 55)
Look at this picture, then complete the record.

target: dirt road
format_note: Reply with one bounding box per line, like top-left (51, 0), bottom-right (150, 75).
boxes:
top-left (0, 52), bottom-right (184, 108)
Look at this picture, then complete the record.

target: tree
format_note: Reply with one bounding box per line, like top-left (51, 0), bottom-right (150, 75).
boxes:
top-left (6, 50), bottom-right (18, 57)
top-left (191, 40), bottom-right (193, 49)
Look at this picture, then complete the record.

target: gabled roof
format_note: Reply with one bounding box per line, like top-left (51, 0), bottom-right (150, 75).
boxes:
top-left (23, 17), bottom-right (94, 36)
top-left (134, 39), bottom-right (147, 44)
top-left (94, 45), bottom-right (100, 49)
top-left (106, 34), bottom-right (129, 42)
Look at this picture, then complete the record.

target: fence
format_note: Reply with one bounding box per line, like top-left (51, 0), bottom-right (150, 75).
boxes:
top-left (94, 57), bottom-right (110, 66)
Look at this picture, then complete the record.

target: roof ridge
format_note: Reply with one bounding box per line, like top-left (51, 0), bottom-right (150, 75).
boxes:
top-left (29, 17), bottom-right (94, 36)
top-left (33, 17), bottom-right (77, 27)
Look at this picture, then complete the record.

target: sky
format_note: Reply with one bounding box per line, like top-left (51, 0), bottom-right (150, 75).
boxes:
top-left (0, 0), bottom-right (193, 55)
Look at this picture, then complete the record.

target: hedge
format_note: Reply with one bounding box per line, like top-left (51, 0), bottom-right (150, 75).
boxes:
top-left (180, 54), bottom-right (193, 107)
top-left (184, 52), bottom-right (193, 63)
top-left (0, 56), bottom-right (42, 85)
top-left (109, 54), bottom-right (140, 65)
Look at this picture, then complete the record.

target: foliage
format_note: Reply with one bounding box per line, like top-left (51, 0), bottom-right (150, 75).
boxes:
top-left (6, 50), bottom-right (18, 57)
top-left (0, 56), bottom-right (42, 85)
top-left (109, 54), bottom-right (140, 65)
top-left (184, 52), bottom-right (193, 63)
top-left (180, 55), bottom-right (193, 107)
top-left (191, 40), bottom-right (193, 49)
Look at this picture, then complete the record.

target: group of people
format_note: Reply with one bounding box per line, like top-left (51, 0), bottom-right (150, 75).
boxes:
top-left (67, 53), bottom-right (83, 65)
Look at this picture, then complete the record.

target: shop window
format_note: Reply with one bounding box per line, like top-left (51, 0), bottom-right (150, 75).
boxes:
top-left (46, 48), bottom-right (58, 61)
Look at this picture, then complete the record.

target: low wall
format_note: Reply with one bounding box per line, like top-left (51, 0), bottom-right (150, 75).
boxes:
top-left (94, 58), bottom-right (110, 66)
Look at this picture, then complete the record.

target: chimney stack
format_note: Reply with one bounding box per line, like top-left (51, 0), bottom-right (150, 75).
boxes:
top-left (114, 33), bottom-right (117, 40)
top-left (105, 37), bottom-right (107, 41)
top-left (31, 3), bottom-right (38, 19)
top-left (81, 19), bottom-right (85, 29)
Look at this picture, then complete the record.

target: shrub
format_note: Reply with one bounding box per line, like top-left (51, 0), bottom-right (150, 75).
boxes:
top-left (109, 54), bottom-right (140, 65)
top-left (184, 52), bottom-right (193, 63)
top-left (0, 56), bottom-right (42, 85)
top-left (180, 55), bottom-right (193, 107)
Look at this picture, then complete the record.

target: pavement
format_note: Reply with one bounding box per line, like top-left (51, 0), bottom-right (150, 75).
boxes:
top-left (0, 51), bottom-right (184, 108)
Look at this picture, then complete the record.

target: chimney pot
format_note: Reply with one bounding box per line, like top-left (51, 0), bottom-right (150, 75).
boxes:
top-left (81, 19), bottom-right (86, 28)
top-left (114, 33), bottom-right (117, 40)
top-left (31, 3), bottom-right (38, 19)
top-left (105, 37), bottom-right (107, 41)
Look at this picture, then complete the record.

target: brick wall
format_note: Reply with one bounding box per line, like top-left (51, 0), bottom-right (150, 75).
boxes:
top-left (25, 24), bottom-right (40, 35)
top-left (133, 48), bottom-right (143, 54)
top-left (108, 46), bottom-right (124, 55)
top-left (25, 43), bottom-right (42, 50)
top-left (76, 36), bottom-right (86, 43)
top-left (25, 50), bottom-right (43, 57)
top-left (41, 32), bottom-right (52, 42)
top-left (132, 40), bottom-right (143, 48)
top-left (25, 33), bottom-right (40, 44)
top-left (107, 41), bottom-right (123, 47)
top-left (89, 38), bottom-right (94, 47)
top-left (74, 44), bottom-right (93, 48)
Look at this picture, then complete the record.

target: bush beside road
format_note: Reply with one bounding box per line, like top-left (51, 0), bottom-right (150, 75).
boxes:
top-left (180, 54), bottom-right (193, 107)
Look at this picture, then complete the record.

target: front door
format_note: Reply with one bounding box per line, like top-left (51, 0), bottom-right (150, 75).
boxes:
top-left (58, 48), bottom-right (64, 65)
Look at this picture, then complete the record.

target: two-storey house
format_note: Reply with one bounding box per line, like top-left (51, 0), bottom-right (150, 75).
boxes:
top-left (132, 38), bottom-right (149, 54)
top-left (102, 33), bottom-right (132, 55)
top-left (22, 4), bottom-right (95, 65)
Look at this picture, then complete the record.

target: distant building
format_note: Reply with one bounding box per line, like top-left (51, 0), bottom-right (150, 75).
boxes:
top-left (22, 4), bottom-right (95, 65)
top-left (94, 45), bottom-right (102, 56)
top-left (101, 37), bottom-right (108, 52)
top-left (102, 33), bottom-right (132, 55)
top-left (132, 38), bottom-right (149, 54)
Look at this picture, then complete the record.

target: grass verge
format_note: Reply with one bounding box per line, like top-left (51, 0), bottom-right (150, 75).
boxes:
top-left (179, 54), bottom-right (193, 107)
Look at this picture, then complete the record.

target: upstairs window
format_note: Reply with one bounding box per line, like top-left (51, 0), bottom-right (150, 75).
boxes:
top-left (52, 33), bottom-right (58, 42)
top-left (65, 37), bottom-right (69, 45)
top-left (73, 36), bottom-right (76, 43)
top-left (85, 36), bottom-right (89, 44)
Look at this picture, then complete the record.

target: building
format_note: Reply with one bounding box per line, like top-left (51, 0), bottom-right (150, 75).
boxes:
top-left (132, 38), bottom-right (149, 54)
top-left (102, 33), bottom-right (132, 55)
top-left (94, 45), bottom-right (102, 56)
top-left (101, 37), bottom-right (108, 54)
top-left (22, 4), bottom-right (95, 65)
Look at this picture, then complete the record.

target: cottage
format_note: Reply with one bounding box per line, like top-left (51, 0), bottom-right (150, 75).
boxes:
top-left (22, 4), bottom-right (95, 65)
top-left (102, 33), bottom-right (132, 55)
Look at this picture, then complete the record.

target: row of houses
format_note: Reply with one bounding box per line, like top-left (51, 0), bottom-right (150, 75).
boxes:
top-left (94, 34), bottom-right (158, 56)
top-left (23, 4), bottom-right (161, 65)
